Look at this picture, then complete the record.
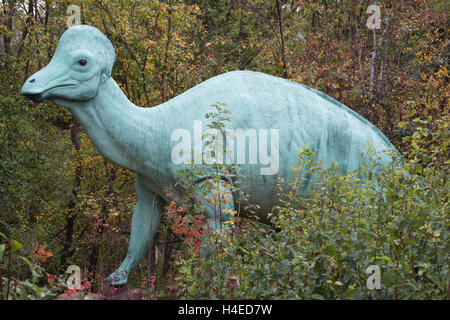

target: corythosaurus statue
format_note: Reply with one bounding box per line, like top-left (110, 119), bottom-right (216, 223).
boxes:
top-left (21, 25), bottom-right (400, 285)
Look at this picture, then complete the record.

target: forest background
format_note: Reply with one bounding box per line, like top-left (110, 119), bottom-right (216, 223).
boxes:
top-left (0, 0), bottom-right (448, 299)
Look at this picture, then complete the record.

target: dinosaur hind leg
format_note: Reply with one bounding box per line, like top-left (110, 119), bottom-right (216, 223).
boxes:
top-left (194, 178), bottom-right (235, 257)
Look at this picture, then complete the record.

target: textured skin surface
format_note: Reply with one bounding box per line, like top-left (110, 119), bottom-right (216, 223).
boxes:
top-left (21, 25), bottom-right (400, 285)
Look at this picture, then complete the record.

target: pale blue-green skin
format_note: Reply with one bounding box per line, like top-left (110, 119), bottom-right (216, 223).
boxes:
top-left (21, 25), bottom-right (400, 285)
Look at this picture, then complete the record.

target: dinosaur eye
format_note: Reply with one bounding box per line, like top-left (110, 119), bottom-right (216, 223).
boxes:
top-left (78, 59), bottom-right (88, 66)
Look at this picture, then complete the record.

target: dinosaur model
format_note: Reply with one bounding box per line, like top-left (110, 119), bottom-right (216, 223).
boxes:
top-left (21, 25), bottom-right (400, 285)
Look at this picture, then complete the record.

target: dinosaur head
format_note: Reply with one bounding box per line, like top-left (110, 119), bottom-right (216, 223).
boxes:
top-left (21, 25), bottom-right (115, 104)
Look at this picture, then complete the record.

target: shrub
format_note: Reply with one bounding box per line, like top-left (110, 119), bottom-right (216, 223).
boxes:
top-left (171, 117), bottom-right (448, 300)
top-left (0, 233), bottom-right (55, 300)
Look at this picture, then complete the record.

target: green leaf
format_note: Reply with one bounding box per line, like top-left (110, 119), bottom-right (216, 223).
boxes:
top-left (19, 256), bottom-right (42, 283)
top-left (11, 240), bottom-right (23, 253)
top-left (399, 219), bottom-right (409, 231)
top-left (326, 244), bottom-right (337, 256)
top-left (238, 246), bottom-right (248, 254)
top-left (278, 259), bottom-right (291, 275)
top-left (0, 244), bottom-right (5, 261)
top-left (386, 191), bottom-right (398, 204)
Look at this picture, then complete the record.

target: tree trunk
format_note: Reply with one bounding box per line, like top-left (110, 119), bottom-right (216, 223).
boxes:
top-left (275, 0), bottom-right (288, 79)
top-left (60, 119), bottom-right (81, 268)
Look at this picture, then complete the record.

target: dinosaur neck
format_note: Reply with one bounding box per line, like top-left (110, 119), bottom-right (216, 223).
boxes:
top-left (61, 77), bottom-right (164, 174)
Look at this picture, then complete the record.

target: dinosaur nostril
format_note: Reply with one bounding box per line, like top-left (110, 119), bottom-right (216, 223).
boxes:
top-left (29, 79), bottom-right (35, 83)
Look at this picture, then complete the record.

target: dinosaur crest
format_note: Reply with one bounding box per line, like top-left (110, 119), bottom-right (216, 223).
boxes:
top-left (57, 25), bottom-right (116, 77)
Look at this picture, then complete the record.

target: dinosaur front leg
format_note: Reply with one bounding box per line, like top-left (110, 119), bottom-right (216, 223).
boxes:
top-left (106, 175), bottom-right (164, 285)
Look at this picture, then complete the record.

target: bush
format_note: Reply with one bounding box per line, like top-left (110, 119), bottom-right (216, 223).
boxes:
top-left (0, 233), bottom-right (55, 300)
top-left (171, 117), bottom-right (448, 300)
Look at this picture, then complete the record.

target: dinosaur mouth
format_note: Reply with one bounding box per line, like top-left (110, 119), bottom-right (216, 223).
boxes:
top-left (24, 93), bottom-right (44, 103)
top-left (23, 84), bottom-right (75, 103)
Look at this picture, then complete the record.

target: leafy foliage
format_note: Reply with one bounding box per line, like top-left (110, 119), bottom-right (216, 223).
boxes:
top-left (0, 0), bottom-right (448, 299)
top-left (171, 133), bottom-right (448, 299)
